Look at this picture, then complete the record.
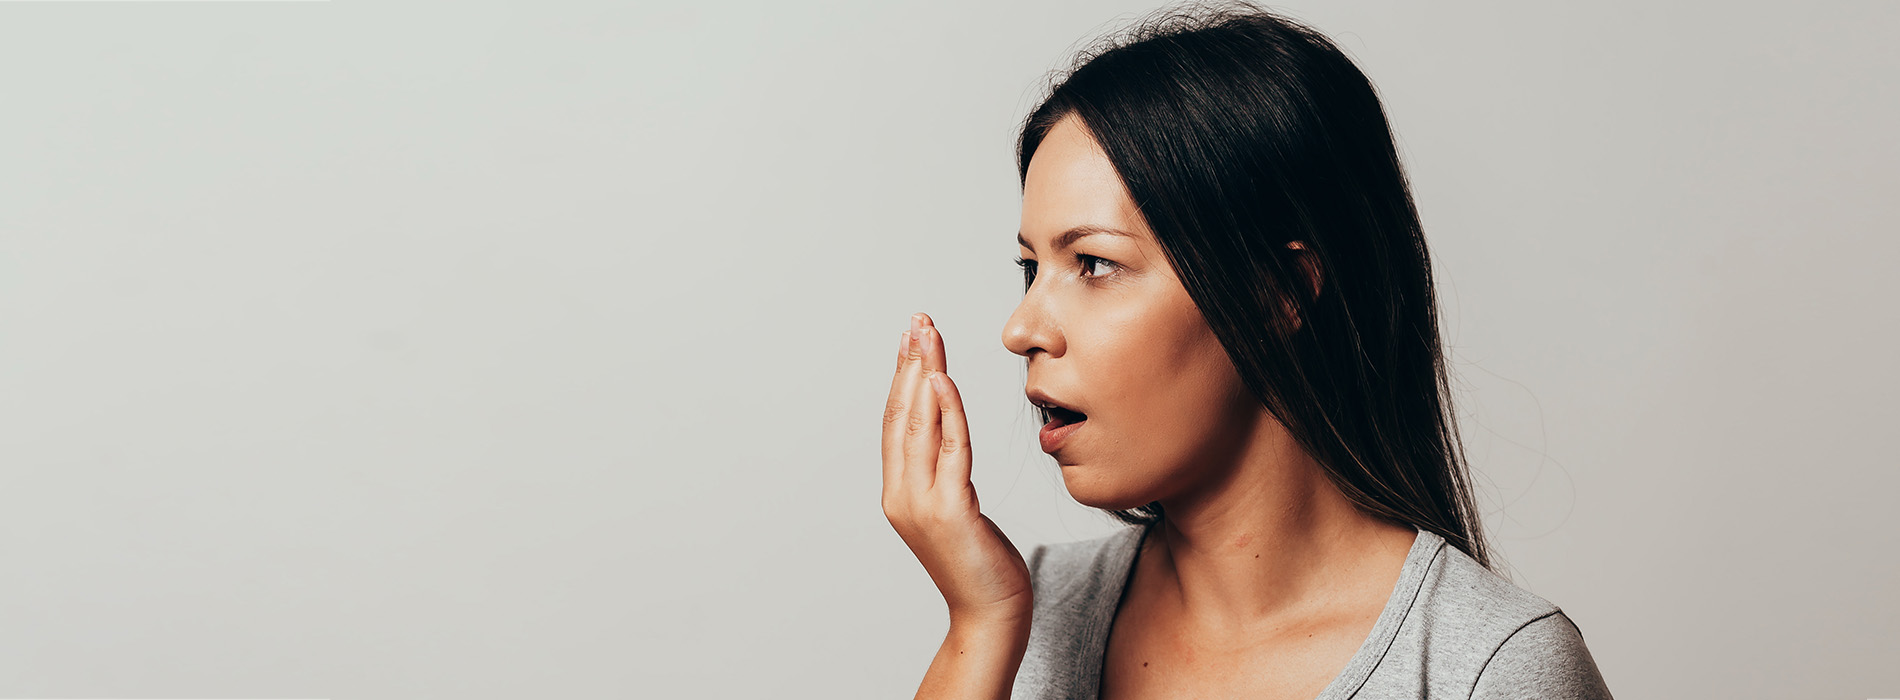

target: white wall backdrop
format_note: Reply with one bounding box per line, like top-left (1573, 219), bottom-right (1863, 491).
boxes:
top-left (1, 1), bottom-right (1894, 698)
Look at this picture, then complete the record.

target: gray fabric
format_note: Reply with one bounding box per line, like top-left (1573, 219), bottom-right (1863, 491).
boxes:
top-left (1010, 524), bottom-right (1613, 699)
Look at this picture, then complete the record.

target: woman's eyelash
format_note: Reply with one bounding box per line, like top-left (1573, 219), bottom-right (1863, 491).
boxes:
top-left (1013, 256), bottom-right (1037, 289)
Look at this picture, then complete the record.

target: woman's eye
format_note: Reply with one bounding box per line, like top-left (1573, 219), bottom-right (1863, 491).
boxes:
top-left (1078, 254), bottom-right (1118, 279)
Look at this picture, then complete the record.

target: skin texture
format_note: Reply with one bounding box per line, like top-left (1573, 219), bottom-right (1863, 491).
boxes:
top-left (883, 114), bottom-right (1419, 700)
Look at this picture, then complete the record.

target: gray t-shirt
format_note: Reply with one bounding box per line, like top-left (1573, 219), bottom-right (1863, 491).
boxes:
top-left (1010, 524), bottom-right (1613, 699)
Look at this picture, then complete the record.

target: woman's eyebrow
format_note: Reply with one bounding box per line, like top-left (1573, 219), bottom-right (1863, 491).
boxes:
top-left (1017, 225), bottom-right (1137, 252)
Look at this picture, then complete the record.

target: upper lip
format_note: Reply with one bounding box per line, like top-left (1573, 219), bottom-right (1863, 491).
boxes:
top-left (1026, 388), bottom-right (1086, 417)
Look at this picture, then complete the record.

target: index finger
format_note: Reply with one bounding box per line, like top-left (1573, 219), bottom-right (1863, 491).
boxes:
top-left (929, 372), bottom-right (973, 488)
top-left (917, 314), bottom-right (947, 375)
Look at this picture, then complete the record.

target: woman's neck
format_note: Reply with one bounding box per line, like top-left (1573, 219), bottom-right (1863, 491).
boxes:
top-left (1144, 433), bottom-right (1417, 637)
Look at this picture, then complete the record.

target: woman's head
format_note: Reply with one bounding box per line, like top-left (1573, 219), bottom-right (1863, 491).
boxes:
top-left (1005, 2), bottom-right (1491, 567)
top-left (1005, 114), bottom-right (1272, 517)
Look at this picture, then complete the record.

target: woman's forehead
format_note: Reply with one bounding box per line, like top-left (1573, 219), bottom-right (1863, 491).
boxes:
top-left (1021, 117), bottom-right (1149, 247)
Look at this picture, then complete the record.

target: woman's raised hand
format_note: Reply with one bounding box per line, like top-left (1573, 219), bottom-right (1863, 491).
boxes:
top-left (882, 313), bottom-right (1032, 629)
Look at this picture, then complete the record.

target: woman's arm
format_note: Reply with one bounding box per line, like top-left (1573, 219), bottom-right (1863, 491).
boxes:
top-left (882, 314), bottom-right (1034, 700)
top-left (914, 615), bottom-right (1032, 700)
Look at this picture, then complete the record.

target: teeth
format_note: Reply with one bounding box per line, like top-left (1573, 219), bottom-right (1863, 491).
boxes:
top-left (1030, 396), bottom-right (1081, 416)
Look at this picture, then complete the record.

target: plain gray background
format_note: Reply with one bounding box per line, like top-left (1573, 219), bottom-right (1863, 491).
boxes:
top-left (0, 1), bottom-right (1894, 698)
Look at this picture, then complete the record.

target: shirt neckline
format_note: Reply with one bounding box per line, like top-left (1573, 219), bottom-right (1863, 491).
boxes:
top-left (1084, 522), bottom-right (1446, 699)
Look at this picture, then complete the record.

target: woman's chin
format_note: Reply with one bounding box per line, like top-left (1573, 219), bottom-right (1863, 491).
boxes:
top-left (1058, 467), bottom-right (1156, 512)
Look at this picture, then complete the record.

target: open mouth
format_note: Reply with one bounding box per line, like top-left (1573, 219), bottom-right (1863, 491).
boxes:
top-left (1044, 405), bottom-right (1088, 428)
top-left (1037, 403), bottom-right (1087, 453)
top-left (1029, 390), bottom-right (1089, 453)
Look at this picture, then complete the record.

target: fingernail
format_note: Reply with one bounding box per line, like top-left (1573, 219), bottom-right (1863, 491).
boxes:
top-left (918, 327), bottom-right (933, 355)
top-left (911, 313), bottom-right (924, 331)
top-left (898, 330), bottom-right (910, 360)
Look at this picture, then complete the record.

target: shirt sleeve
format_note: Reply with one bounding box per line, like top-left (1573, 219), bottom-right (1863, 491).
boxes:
top-left (1469, 611), bottom-right (1614, 699)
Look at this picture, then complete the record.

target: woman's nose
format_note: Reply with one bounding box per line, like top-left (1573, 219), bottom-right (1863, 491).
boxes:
top-left (1002, 292), bottom-right (1062, 359)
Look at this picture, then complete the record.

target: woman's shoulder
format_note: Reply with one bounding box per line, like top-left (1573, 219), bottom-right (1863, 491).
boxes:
top-left (1023, 525), bottom-right (1145, 609)
top-left (1012, 525), bottom-right (1147, 700)
top-left (1370, 533), bottom-right (1614, 698)
top-left (1416, 535), bottom-right (1568, 634)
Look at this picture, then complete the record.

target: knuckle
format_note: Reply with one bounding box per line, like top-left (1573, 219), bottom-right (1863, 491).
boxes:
top-left (905, 410), bottom-right (930, 436)
top-left (882, 398), bottom-right (907, 427)
top-left (940, 435), bottom-right (965, 455)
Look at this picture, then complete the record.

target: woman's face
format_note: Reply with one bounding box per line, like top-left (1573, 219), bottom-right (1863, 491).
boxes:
top-left (1004, 114), bottom-right (1264, 511)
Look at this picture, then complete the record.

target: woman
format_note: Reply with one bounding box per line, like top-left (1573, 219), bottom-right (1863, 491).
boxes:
top-left (880, 4), bottom-right (1613, 699)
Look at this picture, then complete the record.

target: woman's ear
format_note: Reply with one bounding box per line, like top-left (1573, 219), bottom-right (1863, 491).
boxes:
top-left (1285, 241), bottom-right (1322, 302)
top-left (1279, 241), bottom-right (1323, 333)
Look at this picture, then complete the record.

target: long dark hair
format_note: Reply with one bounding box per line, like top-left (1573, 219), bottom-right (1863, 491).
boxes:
top-left (1017, 2), bottom-right (1492, 568)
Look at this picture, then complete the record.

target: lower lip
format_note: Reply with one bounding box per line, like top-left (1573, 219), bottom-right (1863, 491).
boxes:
top-left (1039, 418), bottom-right (1086, 453)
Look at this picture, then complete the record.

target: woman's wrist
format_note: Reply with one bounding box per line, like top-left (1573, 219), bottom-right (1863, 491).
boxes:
top-left (947, 612), bottom-right (1031, 650)
top-left (947, 599), bottom-right (1034, 634)
top-left (915, 617), bottom-right (1032, 700)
